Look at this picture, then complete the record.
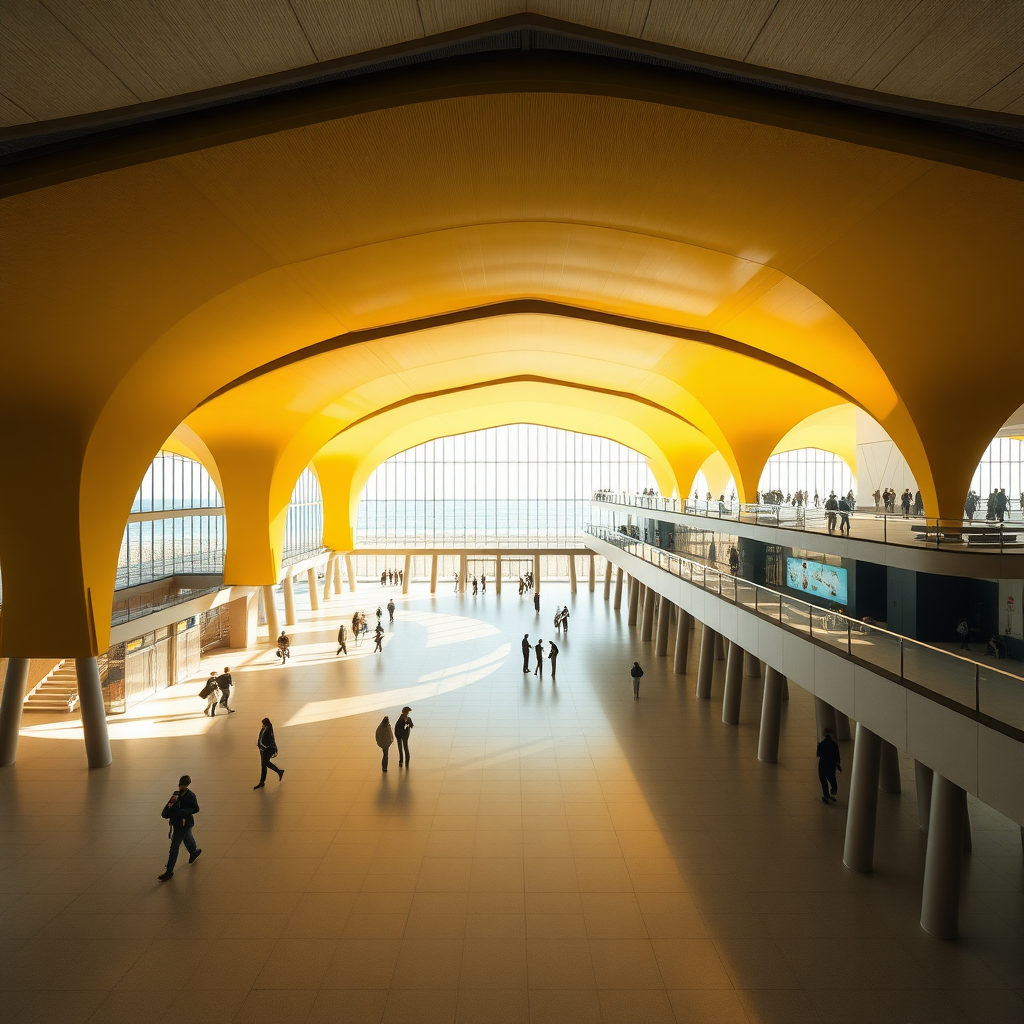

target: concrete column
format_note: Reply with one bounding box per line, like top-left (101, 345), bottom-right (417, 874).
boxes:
top-left (640, 585), bottom-right (656, 641)
top-left (533, 553), bottom-right (541, 594)
top-left (322, 555), bottom-right (334, 600)
top-left (459, 553), bottom-right (468, 593)
top-left (0, 658), bottom-right (30, 766)
top-left (495, 554), bottom-right (502, 594)
top-left (430, 554), bottom-right (438, 594)
top-left (307, 568), bottom-right (320, 611)
top-left (743, 651), bottom-right (761, 678)
top-left (696, 625), bottom-right (716, 699)
top-left (915, 760), bottom-right (934, 832)
top-left (262, 585), bottom-right (280, 639)
top-left (627, 575), bottom-right (640, 626)
top-left (722, 642), bottom-right (744, 725)
top-left (345, 554), bottom-right (356, 592)
top-left (714, 632), bottom-right (726, 660)
top-left (920, 773), bottom-right (968, 939)
top-left (879, 740), bottom-right (901, 794)
top-left (402, 554), bottom-right (411, 595)
top-left (814, 697), bottom-right (838, 740)
top-left (333, 556), bottom-right (343, 593)
top-left (613, 567), bottom-right (623, 610)
top-left (758, 667), bottom-right (785, 763)
top-left (75, 657), bottom-right (112, 770)
top-left (655, 596), bottom-right (671, 655)
top-left (782, 677), bottom-right (789, 702)
top-left (569, 555), bottom-right (577, 594)
top-left (843, 723), bottom-right (883, 872)
top-left (963, 805), bottom-right (972, 852)
top-left (673, 609), bottom-right (690, 674)
top-left (588, 555), bottom-right (596, 592)
top-left (604, 559), bottom-right (613, 600)
top-left (229, 592), bottom-right (259, 648)
top-left (835, 712), bottom-right (852, 741)
top-left (283, 574), bottom-right (297, 625)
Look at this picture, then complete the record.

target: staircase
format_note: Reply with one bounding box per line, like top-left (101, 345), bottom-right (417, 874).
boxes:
top-left (24, 661), bottom-right (80, 713)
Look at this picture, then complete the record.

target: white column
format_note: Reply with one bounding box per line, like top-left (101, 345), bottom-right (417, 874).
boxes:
top-left (835, 712), bottom-right (852, 741)
top-left (334, 556), bottom-right (343, 593)
top-left (76, 657), bottom-right (112, 769)
top-left (0, 658), bottom-right (31, 766)
top-left (307, 568), bottom-right (320, 611)
top-left (915, 760), bottom-right (933, 832)
top-left (430, 554), bottom-right (438, 594)
top-left (283, 574), bottom-right (297, 625)
top-left (627, 576), bottom-right (640, 625)
top-left (345, 553), bottom-right (356, 592)
top-left (613, 567), bottom-right (623, 610)
top-left (569, 555), bottom-right (577, 594)
top-left (722, 642), bottom-right (744, 725)
top-left (714, 632), bottom-right (726, 660)
top-left (844, 723), bottom-right (882, 873)
top-left (322, 554), bottom-right (334, 600)
top-left (879, 740), bottom-right (901, 794)
top-left (743, 651), bottom-right (761, 678)
top-left (814, 697), bottom-right (838, 740)
top-left (696, 624), bottom-right (716, 699)
top-left (459, 553), bottom-right (468, 593)
top-left (588, 554), bottom-right (596, 592)
top-left (673, 609), bottom-right (690, 674)
top-left (262, 584), bottom-right (280, 639)
top-left (655, 596), bottom-right (671, 656)
top-left (402, 553), bottom-right (412, 594)
top-left (603, 559), bottom-right (613, 600)
top-left (640, 585), bottom-right (655, 641)
top-left (758, 667), bottom-right (785, 763)
top-left (495, 554), bottom-right (502, 594)
top-left (533, 553), bottom-right (541, 595)
top-left (920, 773), bottom-right (967, 939)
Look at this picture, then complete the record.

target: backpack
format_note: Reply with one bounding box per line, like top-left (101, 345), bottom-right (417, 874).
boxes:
top-left (199, 679), bottom-right (217, 699)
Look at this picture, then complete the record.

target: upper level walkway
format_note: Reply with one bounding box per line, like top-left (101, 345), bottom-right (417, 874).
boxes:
top-left (593, 492), bottom-right (1024, 575)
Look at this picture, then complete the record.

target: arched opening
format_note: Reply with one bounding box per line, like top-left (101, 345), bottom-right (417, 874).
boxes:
top-left (968, 437), bottom-right (1024, 521)
top-left (282, 467), bottom-right (324, 566)
top-left (757, 448), bottom-right (857, 507)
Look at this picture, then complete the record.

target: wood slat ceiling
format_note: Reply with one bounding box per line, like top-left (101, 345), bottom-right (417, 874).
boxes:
top-left (2, 0), bottom-right (1022, 128)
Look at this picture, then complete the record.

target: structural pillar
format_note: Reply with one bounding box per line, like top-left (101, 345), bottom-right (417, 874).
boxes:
top-left (722, 641), bottom-right (744, 725)
top-left (345, 554), bottom-right (356, 592)
top-left (533, 554), bottom-right (541, 594)
top-left (963, 805), bottom-right (973, 852)
top-left (782, 678), bottom-right (790, 702)
top-left (569, 556), bottom-right (577, 594)
top-left (640, 585), bottom-right (656, 641)
top-left (915, 760), bottom-right (934, 832)
top-left (743, 651), bottom-right (761, 678)
top-left (835, 712), bottom-right (852, 741)
top-left (920, 773), bottom-right (968, 939)
top-left (673, 609), bottom-right (690, 674)
top-left (333, 556), bottom-right (343, 594)
top-left (843, 723), bottom-right (883, 872)
top-left (402, 553), bottom-right (411, 594)
top-left (283, 574), bottom-right (297, 626)
top-left (604, 559), bottom-right (613, 600)
top-left (879, 740), bottom-right (901, 794)
top-left (322, 555), bottom-right (334, 601)
top-left (758, 667), bottom-right (785, 763)
top-left (655, 596), bottom-right (671, 655)
top-left (814, 696), bottom-right (838, 740)
top-left (588, 555), bottom-right (596, 592)
top-left (714, 632), bottom-right (726, 660)
top-left (0, 658), bottom-right (30, 767)
top-left (262, 585), bottom-right (280, 639)
top-left (430, 554), bottom-right (438, 594)
top-left (696, 625), bottom-right (716, 699)
top-left (75, 657), bottom-right (112, 770)
top-left (459, 553), bottom-right (468, 592)
top-left (495, 554), bottom-right (502, 594)
top-left (613, 567), bottom-right (623, 610)
top-left (307, 568), bottom-right (320, 611)
top-left (627, 575), bottom-right (640, 626)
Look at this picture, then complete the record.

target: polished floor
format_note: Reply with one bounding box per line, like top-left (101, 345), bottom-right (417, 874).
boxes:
top-left (2, 581), bottom-right (1022, 1023)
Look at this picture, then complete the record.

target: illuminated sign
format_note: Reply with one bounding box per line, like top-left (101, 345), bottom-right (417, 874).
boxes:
top-left (786, 557), bottom-right (848, 604)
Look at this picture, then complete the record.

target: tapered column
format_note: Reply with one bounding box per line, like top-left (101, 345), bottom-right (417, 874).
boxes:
top-left (835, 712), bottom-right (852, 741)
top-left (533, 554), bottom-right (541, 594)
top-left (673, 609), bottom-right (690, 674)
top-left (814, 697), bottom-right (838, 740)
top-left (915, 760), bottom-right (933, 832)
top-left (322, 555), bottom-right (334, 600)
top-left (569, 556), bottom-right (577, 594)
top-left (627, 575), bottom-right (640, 626)
top-left (262, 585), bottom-right (280, 639)
top-left (782, 677), bottom-right (789, 701)
top-left (332, 556), bottom-right (342, 593)
top-left (879, 740), bottom-right (901, 794)
top-left (696, 625), bottom-right (716, 699)
top-left (843, 723), bottom-right (882, 872)
top-left (613, 567), bottom-right (623, 610)
top-left (307, 568), bottom-right (320, 611)
top-left (283, 574), bottom-right (297, 625)
top-left (0, 658), bottom-right (31, 767)
top-left (75, 657), bottom-right (112, 769)
top-left (430, 554), bottom-right (438, 594)
top-left (758, 667), bottom-right (785, 763)
top-left (655, 596), bottom-right (671, 655)
top-left (345, 554), bottom-right (356, 592)
top-left (588, 555), bottom-right (596, 592)
top-left (714, 632), bottom-right (726, 660)
top-left (640, 586), bottom-right (656, 641)
top-left (495, 554), bottom-right (501, 594)
top-left (604, 560), bottom-right (613, 600)
top-left (743, 651), bottom-right (761, 678)
top-left (402, 554), bottom-right (411, 595)
top-left (459, 553), bottom-right (468, 593)
top-left (722, 642), bottom-right (744, 724)
top-left (920, 773), bottom-right (967, 939)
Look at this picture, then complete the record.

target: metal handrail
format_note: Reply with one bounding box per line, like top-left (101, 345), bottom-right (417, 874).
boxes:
top-left (585, 524), bottom-right (1024, 735)
top-left (592, 491), bottom-right (1024, 554)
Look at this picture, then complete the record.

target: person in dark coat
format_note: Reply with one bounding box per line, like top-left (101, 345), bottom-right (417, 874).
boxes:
top-left (534, 639), bottom-right (544, 678)
top-left (816, 727), bottom-right (842, 803)
top-left (548, 641), bottom-right (559, 680)
top-left (373, 623), bottom-right (385, 652)
top-left (376, 716), bottom-right (394, 771)
top-left (255, 718), bottom-right (284, 788)
top-left (336, 623), bottom-right (348, 656)
top-left (395, 707), bottom-right (414, 767)
top-left (630, 661), bottom-right (644, 699)
top-left (216, 667), bottom-right (236, 713)
top-left (387, 599), bottom-right (396, 624)
top-left (522, 634), bottom-right (531, 673)
top-left (158, 775), bottom-right (201, 880)
top-left (534, 592), bottom-right (540, 612)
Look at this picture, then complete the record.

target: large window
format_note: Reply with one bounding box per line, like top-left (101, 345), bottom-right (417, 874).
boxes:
top-left (283, 468), bottom-right (324, 564)
top-left (131, 451), bottom-right (222, 512)
top-left (757, 448), bottom-right (856, 504)
top-left (356, 424), bottom-right (657, 548)
top-left (970, 437), bottom-right (1023, 516)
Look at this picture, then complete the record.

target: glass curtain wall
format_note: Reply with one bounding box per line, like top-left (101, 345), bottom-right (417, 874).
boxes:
top-left (356, 424), bottom-right (658, 548)
top-left (283, 468), bottom-right (324, 564)
top-left (969, 437), bottom-right (1024, 518)
top-left (757, 449), bottom-right (856, 504)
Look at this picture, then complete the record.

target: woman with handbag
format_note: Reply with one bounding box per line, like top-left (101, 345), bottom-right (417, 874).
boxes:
top-left (254, 718), bottom-right (285, 788)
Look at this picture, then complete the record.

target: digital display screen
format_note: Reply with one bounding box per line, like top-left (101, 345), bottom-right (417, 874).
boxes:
top-left (786, 557), bottom-right (848, 604)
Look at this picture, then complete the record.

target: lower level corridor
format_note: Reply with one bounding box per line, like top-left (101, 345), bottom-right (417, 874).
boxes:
top-left (2, 583), bottom-right (1022, 1024)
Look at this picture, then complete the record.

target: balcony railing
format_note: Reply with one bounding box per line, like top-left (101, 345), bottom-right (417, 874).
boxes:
top-left (592, 492), bottom-right (1024, 554)
top-left (585, 524), bottom-right (1024, 740)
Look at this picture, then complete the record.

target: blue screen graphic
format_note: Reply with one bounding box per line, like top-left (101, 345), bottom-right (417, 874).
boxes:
top-left (786, 557), bottom-right (848, 604)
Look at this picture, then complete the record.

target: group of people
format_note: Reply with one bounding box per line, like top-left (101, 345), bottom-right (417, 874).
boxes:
top-left (521, 633), bottom-right (559, 679)
top-left (379, 568), bottom-right (404, 587)
top-left (757, 488), bottom-right (817, 507)
top-left (375, 707), bottom-right (414, 771)
top-left (965, 488), bottom-right (1019, 522)
top-left (198, 667), bottom-right (236, 715)
top-left (872, 487), bottom-right (923, 517)
top-left (552, 605), bottom-right (570, 632)
top-left (517, 571), bottom-right (535, 595)
top-left (824, 492), bottom-right (854, 535)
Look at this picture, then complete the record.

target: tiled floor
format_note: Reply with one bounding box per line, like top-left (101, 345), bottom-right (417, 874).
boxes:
top-left (2, 582), bottom-right (1022, 1023)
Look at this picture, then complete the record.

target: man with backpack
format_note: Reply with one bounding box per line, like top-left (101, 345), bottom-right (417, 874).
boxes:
top-left (199, 672), bottom-right (220, 716)
top-left (158, 775), bottom-right (201, 881)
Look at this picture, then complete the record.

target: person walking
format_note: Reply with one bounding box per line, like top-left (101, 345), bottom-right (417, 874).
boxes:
top-left (901, 489), bottom-right (912, 517)
top-left (387, 599), bottom-right (396, 624)
top-left (158, 775), bottom-right (201, 881)
top-left (480, 574), bottom-right (486, 593)
top-left (560, 606), bottom-right (569, 634)
top-left (838, 496), bottom-right (851, 536)
top-left (336, 623), bottom-right (348, 656)
top-left (375, 605), bottom-right (383, 627)
top-left (472, 576), bottom-right (479, 595)
top-left (276, 630), bottom-right (291, 663)
top-left (816, 727), bottom-right (842, 803)
top-left (522, 634), bottom-right (531, 673)
top-left (376, 715), bottom-right (394, 772)
top-left (254, 718), bottom-right (284, 788)
top-left (216, 667), bottom-right (236, 713)
top-left (630, 661), bottom-right (644, 699)
top-left (373, 623), bottom-right (385, 652)
top-left (395, 707), bottom-right (414, 767)
top-left (534, 591), bottom-right (540, 613)
top-left (548, 640), bottom-right (559, 680)
top-left (824, 492), bottom-right (838, 535)
top-left (957, 617), bottom-right (970, 651)
top-left (554, 609), bottom-right (562, 632)
top-left (534, 639), bottom-right (544, 678)
top-left (200, 672), bottom-right (220, 716)
top-left (453, 572), bottom-right (459, 592)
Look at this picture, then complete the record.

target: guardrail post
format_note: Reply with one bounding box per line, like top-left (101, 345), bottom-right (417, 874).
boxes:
top-left (847, 621), bottom-right (852, 655)
top-left (975, 664), bottom-right (980, 713)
